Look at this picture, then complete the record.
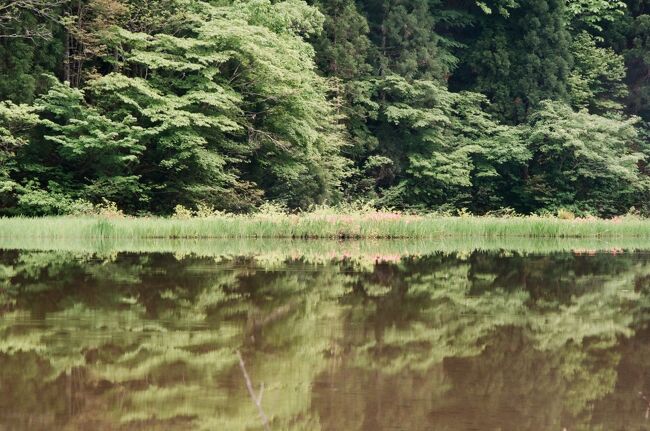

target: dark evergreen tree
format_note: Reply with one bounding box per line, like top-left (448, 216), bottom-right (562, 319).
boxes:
top-left (453, 0), bottom-right (572, 123)
top-left (312, 0), bottom-right (373, 80)
top-left (363, 0), bottom-right (456, 80)
top-left (624, 12), bottom-right (650, 121)
top-left (0, 11), bottom-right (62, 103)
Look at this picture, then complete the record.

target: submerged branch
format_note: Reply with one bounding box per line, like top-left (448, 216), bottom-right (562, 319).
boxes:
top-left (237, 350), bottom-right (271, 431)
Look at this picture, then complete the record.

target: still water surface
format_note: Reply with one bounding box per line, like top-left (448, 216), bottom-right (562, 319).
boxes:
top-left (1, 243), bottom-right (650, 430)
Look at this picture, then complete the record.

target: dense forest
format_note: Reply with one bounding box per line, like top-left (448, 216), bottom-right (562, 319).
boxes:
top-left (0, 0), bottom-right (649, 216)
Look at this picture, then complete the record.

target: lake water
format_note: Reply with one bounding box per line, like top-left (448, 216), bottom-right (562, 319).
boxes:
top-left (2, 240), bottom-right (650, 430)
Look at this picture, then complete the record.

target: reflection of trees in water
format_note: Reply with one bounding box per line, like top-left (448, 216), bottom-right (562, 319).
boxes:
top-left (1, 250), bottom-right (650, 429)
top-left (318, 252), bottom-right (650, 430)
top-left (0, 252), bottom-right (347, 430)
top-left (312, 327), bottom-right (620, 431)
top-left (338, 253), bottom-right (643, 367)
top-left (589, 328), bottom-right (650, 430)
top-left (432, 328), bottom-right (619, 431)
top-left (467, 252), bottom-right (645, 303)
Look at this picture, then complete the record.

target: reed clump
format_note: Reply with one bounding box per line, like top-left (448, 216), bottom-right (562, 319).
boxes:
top-left (1, 206), bottom-right (650, 239)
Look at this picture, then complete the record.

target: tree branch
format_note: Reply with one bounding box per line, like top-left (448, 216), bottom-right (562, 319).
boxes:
top-left (0, 0), bottom-right (66, 40)
top-left (236, 350), bottom-right (271, 431)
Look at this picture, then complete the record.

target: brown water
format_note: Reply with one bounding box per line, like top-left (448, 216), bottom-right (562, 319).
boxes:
top-left (1, 246), bottom-right (650, 430)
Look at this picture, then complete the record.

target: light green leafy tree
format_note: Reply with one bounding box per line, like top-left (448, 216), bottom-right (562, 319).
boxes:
top-left (568, 31), bottom-right (628, 115)
top-left (362, 75), bottom-right (526, 211)
top-left (521, 100), bottom-right (647, 214)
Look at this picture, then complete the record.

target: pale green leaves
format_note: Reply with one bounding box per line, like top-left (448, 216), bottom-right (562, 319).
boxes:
top-left (566, 0), bottom-right (627, 32)
top-left (568, 32), bottom-right (627, 114)
top-left (0, 102), bottom-right (38, 152)
top-left (522, 100), bottom-right (647, 213)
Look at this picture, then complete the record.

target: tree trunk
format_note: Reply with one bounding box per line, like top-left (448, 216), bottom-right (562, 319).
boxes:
top-left (64, 29), bottom-right (70, 83)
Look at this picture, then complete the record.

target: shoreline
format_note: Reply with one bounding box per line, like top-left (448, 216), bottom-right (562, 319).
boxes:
top-left (2, 214), bottom-right (650, 239)
top-left (1, 237), bottom-right (649, 261)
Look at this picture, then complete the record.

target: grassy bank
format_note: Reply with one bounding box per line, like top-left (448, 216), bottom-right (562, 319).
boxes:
top-left (2, 213), bottom-right (650, 239)
top-left (1, 237), bottom-right (649, 263)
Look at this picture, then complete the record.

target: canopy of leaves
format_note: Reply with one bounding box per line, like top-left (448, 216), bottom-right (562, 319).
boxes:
top-left (1, 0), bottom-right (649, 215)
top-left (521, 100), bottom-right (647, 214)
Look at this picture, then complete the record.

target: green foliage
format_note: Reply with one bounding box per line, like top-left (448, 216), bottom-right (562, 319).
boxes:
top-left (367, 75), bottom-right (527, 210)
top-left (456, 0), bottom-right (572, 123)
top-left (36, 79), bottom-right (147, 209)
top-left (0, 0), bottom-right (650, 216)
top-left (101, 0), bottom-right (345, 211)
top-left (566, 0), bottom-right (627, 32)
top-left (14, 181), bottom-right (95, 216)
top-left (364, 0), bottom-right (460, 80)
top-left (473, 0), bottom-right (520, 16)
top-left (568, 32), bottom-right (628, 114)
top-left (521, 100), bottom-right (648, 214)
top-left (1, 0), bottom-right (347, 214)
top-left (623, 13), bottom-right (650, 121)
top-left (0, 102), bottom-right (38, 212)
top-left (311, 0), bottom-right (373, 79)
top-left (0, 10), bottom-right (62, 103)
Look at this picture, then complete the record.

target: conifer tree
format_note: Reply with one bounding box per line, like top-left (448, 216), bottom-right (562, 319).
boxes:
top-left (456, 0), bottom-right (572, 123)
top-left (363, 0), bottom-right (454, 80)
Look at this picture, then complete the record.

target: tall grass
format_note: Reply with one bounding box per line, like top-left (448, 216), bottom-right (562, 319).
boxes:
top-left (2, 212), bottom-right (650, 239)
top-left (1, 237), bottom-right (648, 262)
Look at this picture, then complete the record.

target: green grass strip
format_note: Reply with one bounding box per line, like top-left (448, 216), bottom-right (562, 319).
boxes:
top-left (3, 214), bottom-right (650, 239)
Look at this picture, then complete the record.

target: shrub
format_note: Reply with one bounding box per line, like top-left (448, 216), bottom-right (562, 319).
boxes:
top-left (557, 208), bottom-right (576, 220)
